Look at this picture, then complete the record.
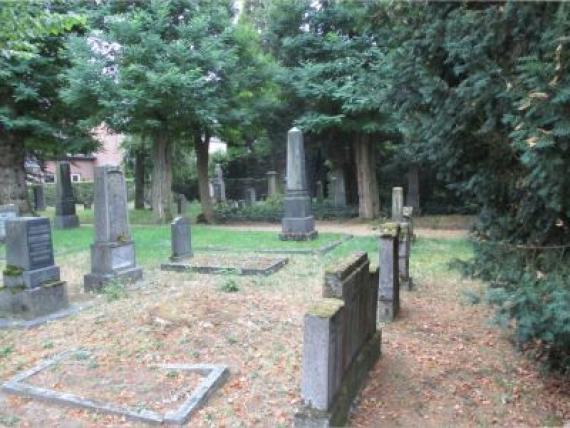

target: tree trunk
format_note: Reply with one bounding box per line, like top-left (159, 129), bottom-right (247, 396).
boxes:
top-left (151, 134), bottom-right (173, 222)
top-left (353, 134), bottom-right (380, 219)
top-left (134, 149), bottom-right (146, 210)
top-left (194, 132), bottom-right (214, 223)
top-left (405, 165), bottom-right (421, 213)
top-left (0, 133), bottom-right (31, 213)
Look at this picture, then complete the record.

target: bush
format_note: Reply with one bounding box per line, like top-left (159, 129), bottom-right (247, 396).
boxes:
top-left (213, 194), bottom-right (358, 223)
top-left (460, 241), bottom-right (570, 373)
top-left (31, 180), bottom-right (135, 207)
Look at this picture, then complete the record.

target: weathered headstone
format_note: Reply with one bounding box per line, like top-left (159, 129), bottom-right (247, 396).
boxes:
top-left (267, 171), bottom-right (279, 196)
top-left (296, 253), bottom-right (380, 427)
top-left (0, 204), bottom-right (19, 242)
top-left (170, 216), bottom-right (192, 261)
top-left (280, 127), bottom-right (318, 241)
top-left (315, 180), bottom-right (324, 202)
top-left (33, 185), bottom-right (46, 211)
top-left (53, 162), bottom-right (79, 229)
top-left (403, 206), bottom-right (415, 239)
top-left (84, 166), bottom-right (143, 292)
top-left (331, 168), bottom-right (347, 207)
top-left (173, 194), bottom-right (187, 215)
top-left (391, 187), bottom-right (404, 222)
top-left (378, 222), bottom-right (400, 322)
top-left (245, 187), bottom-right (256, 205)
top-left (399, 222), bottom-right (412, 290)
top-left (0, 217), bottom-right (69, 319)
top-left (214, 164), bottom-right (226, 202)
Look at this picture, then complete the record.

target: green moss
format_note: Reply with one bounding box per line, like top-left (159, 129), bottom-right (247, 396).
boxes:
top-left (379, 222), bottom-right (400, 237)
top-left (3, 265), bottom-right (23, 277)
top-left (308, 298), bottom-right (344, 318)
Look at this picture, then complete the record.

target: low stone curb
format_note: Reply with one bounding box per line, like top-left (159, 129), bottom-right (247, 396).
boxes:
top-left (0, 301), bottom-right (95, 330)
top-left (194, 234), bottom-right (353, 256)
top-left (1, 350), bottom-right (229, 426)
top-left (161, 257), bottom-right (289, 276)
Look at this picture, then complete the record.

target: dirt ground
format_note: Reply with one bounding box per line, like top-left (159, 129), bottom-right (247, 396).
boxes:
top-left (0, 224), bottom-right (568, 427)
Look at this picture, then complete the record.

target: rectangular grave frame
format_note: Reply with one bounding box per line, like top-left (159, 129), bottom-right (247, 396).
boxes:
top-left (1, 349), bottom-right (229, 425)
top-left (161, 256), bottom-right (288, 276)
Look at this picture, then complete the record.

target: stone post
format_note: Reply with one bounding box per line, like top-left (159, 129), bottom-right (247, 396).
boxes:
top-left (84, 166), bottom-right (143, 292)
top-left (53, 162), bottom-right (79, 229)
top-left (378, 222), bottom-right (400, 322)
top-left (267, 171), bottom-right (279, 196)
top-left (280, 127), bottom-right (318, 241)
top-left (1, 217), bottom-right (68, 319)
top-left (214, 164), bottom-right (226, 202)
top-left (403, 206), bottom-right (415, 240)
top-left (331, 169), bottom-right (347, 207)
top-left (391, 187), bottom-right (404, 222)
top-left (316, 180), bottom-right (324, 202)
top-left (170, 216), bottom-right (192, 261)
top-left (33, 184), bottom-right (46, 211)
top-left (0, 204), bottom-right (19, 242)
top-left (399, 222), bottom-right (412, 290)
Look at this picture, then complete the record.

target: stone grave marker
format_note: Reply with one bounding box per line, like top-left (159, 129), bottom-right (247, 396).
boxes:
top-left (378, 222), bottom-right (400, 322)
top-left (33, 184), bottom-right (46, 211)
top-left (214, 164), bottom-right (226, 202)
top-left (84, 166), bottom-right (143, 291)
top-left (175, 194), bottom-right (188, 215)
top-left (399, 222), bottom-right (413, 290)
top-left (280, 127), bottom-right (318, 240)
top-left (315, 180), bottom-right (324, 202)
top-left (0, 204), bottom-right (19, 242)
top-left (392, 186), bottom-right (404, 222)
top-left (245, 187), bottom-right (256, 205)
top-left (331, 169), bottom-right (347, 207)
top-left (170, 216), bottom-right (192, 262)
top-left (267, 171), bottom-right (279, 196)
top-left (54, 161), bottom-right (79, 229)
top-left (0, 217), bottom-right (69, 319)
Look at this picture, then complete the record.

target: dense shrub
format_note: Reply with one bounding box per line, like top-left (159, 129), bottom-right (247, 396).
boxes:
top-left (213, 194), bottom-right (357, 223)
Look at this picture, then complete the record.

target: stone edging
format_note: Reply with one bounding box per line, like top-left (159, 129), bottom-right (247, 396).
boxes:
top-left (161, 257), bottom-right (289, 276)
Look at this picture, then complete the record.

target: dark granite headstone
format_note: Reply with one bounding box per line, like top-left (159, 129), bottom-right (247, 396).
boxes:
top-left (33, 185), bottom-right (46, 211)
top-left (1, 217), bottom-right (68, 319)
top-left (84, 166), bottom-right (142, 292)
top-left (280, 127), bottom-right (318, 241)
top-left (53, 162), bottom-right (79, 229)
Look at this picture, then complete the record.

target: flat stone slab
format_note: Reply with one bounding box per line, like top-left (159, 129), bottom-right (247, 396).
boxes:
top-left (0, 301), bottom-right (94, 330)
top-left (162, 254), bottom-right (289, 276)
top-left (194, 234), bottom-right (353, 256)
top-left (1, 350), bottom-right (229, 425)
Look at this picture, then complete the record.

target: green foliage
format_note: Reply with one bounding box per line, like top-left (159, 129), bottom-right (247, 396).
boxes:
top-left (219, 278), bottom-right (240, 293)
top-left (102, 279), bottom-right (127, 302)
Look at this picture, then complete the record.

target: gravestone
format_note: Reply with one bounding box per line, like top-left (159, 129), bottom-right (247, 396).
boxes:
top-left (214, 164), bottom-right (226, 202)
top-left (315, 180), bottom-right (324, 202)
top-left (0, 204), bottom-right (19, 242)
top-left (331, 169), bottom-right (347, 207)
top-left (0, 217), bottom-right (69, 319)
top-left (378, 222), bottom-right (400, 322)
top-left (84, 166), bottom-right (143, 292)
top-left (175, 194), bottom-right (187, 215)
top-left (245, 187), bottom-right (256, 206)
top-left (54, 162), bottom-right (79, 229)
top-left (170, 216), bottom-right (192, 262)
top-left (403, 206), bottom-right (415, 239)
top-left (399, 222), bottom-right (412, 290)
top-left (33, 185), bottom-right (46, 211)
top-left (267, 171), bottom-right (279, 196)
top-left (280, 127), bottom-right (318, 241)
top-left (296, 253), bottom-right (380, 427)
top-left (391, 187), bottom-right (404, 222)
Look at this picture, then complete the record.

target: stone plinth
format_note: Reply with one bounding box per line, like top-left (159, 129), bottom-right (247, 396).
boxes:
top-left (391, 187), bottom-right (404, 222)
top-left (0, 204), bottom-right (19, 242)
top-left (54, 162), bottom-right (79, 229)
top-left (378, 222), bottom-right (400, 322)
top-left (1, 217), bottom-right (68, 319)
top-left (84, 166), bottom-right (142, 292)
top-left (280, 127), bottom-right (318, 241)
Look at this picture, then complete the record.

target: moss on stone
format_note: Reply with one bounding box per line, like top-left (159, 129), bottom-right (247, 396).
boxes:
top-left (3, 265), bottom-right (23, 277)
top-left (379, 222), bottom-right (400, 237)
top-left (307, 298), bottom-right (344, 318)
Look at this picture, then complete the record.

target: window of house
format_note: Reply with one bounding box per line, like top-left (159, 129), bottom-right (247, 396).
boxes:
top-left (44, 174), bottom-right (55, 183)
top-left (71, 174), bottom-right (81, 182)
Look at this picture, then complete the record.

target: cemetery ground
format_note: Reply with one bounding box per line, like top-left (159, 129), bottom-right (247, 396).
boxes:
top-left (0, 219), bottom-right (568, 426)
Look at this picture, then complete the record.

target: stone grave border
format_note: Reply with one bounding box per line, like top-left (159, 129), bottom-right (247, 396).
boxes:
top-left (194, 233), bottom-right (353, 256)
top-left (161, 256), bottom-right (288, 276)
top-left (1, 349), bottom-right (229, 425)
top-left (0, 301), bottom-right (95, 330)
